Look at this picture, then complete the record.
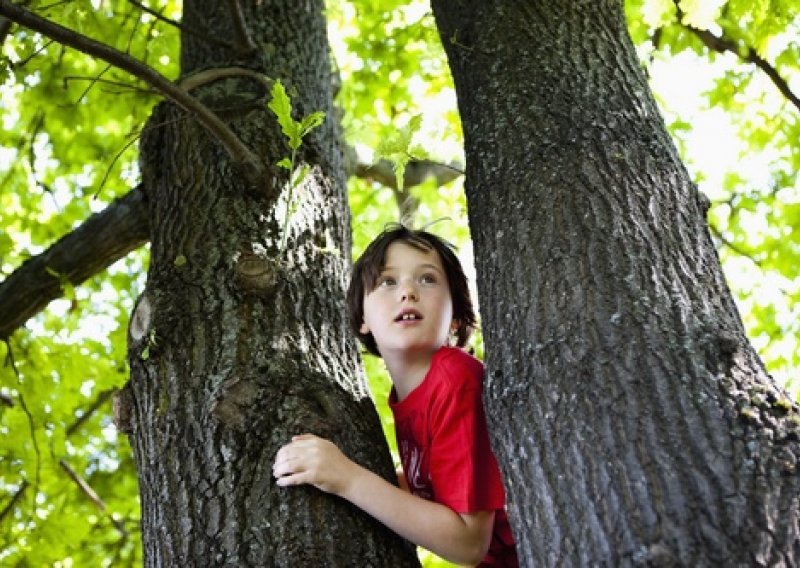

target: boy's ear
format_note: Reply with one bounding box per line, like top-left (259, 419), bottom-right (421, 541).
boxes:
top-left (359, 322), bottom-right (370, 335)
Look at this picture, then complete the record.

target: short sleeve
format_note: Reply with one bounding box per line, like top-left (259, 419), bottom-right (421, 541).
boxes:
top-left (427, 354), bottom-right (506, 513)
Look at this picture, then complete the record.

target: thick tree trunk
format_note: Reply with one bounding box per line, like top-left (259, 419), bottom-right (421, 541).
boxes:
top-left (123, 1), bottom-right (418, 565)
top-left (432, 1), bottom-right (800, 565)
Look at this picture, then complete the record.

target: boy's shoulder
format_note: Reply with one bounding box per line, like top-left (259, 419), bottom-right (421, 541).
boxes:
top-left (431, 347), bottom-right (484, 387)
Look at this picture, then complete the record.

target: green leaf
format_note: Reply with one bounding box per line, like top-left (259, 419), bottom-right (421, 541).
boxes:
top-left (299, 111), bottom-right (326, 137)
top-left (292, 164), bottom-right (311, 188)
top-left (268, 80), bottom-right (301, 150)
top-left (375, 114), bottom-right (423, 189)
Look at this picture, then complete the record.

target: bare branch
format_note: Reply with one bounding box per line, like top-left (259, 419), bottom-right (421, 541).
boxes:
top-left (127, 0), bottom-right (236, 51)
top-left (0, 480), bottom-right (28, 524)
top-left (0, 0), bottom-right (264, 173)
top-left (709, 223), bottom-right (762, 265)
top-left (676, 21), bottom-right (800, 114)
top-left (0, 152), bottom-right (458, 336)
top-left (353, 155), bottom-right (463, 226)
top-left (225, 0), bottom-right (256, 54)
top-left (353, 157), bottom-right (463, 190)
top-left (1, 391), bottom-right (123, 533)
top-left (64, 74), bottom-right (153, 94)
top-left (179, 66), bottom-right (272, 93)
top-left (0, 186), bottom-right (149, 339)
top-left (65, 389), bottom-right (117, 437)
top-left (59, 459), bottom-right (128, 536)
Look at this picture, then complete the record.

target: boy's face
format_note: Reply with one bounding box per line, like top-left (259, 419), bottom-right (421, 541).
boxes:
top-left (359, 241), bottom-right (454, 358)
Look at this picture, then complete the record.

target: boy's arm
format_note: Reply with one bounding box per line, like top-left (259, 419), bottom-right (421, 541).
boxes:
top-left (273, 434), bottom-right (494, 566)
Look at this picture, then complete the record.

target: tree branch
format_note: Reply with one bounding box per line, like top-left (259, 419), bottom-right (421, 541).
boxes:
top-left (0, 186), bottom-right (150, 340)
top-left (0, 388), bottom-right (119, 526)
top-left (678, 23), bottom-right (800, 114)
top-left (353, 157), bottom-right (463, 190)
top-left (0, 0), bottom-right (25, 46)
top-left (59, 459), bottom-right (128, 537)
top-left (65, 388), bottom-right (117, 437)
top-left (0, 480), bottom-right (28, 525)
top-left (0, 0), bottom-right (264, 173)
top-left (179, 65), bottom-right (272, 93)
top-left (0, 154), bottom-right (462, 337)
top-left (354, 155), bottom-right (464, 226)
top-left (225, 0), bottom-right (256, 54)
top-left (126, 0), bottom-right (236, 51)
top-left (708, 222), bottom-right (763, 267)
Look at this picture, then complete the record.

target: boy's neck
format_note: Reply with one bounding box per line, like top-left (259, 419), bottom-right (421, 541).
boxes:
top-left (384, 348), bottom-right (440, 401)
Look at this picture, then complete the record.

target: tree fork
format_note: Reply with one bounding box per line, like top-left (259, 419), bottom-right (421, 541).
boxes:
top-left (0, 157), bottom-right (460, 340)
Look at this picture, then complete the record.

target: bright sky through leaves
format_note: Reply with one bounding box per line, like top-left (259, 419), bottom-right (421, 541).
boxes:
top-left (0, 1), bottom-right (798, 565)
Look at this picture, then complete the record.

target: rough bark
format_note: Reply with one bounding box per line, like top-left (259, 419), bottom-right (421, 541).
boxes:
top-left (124, 1), bottom-right (417, 565)
top-left (0, 161), bottom-right (450, 341)
top-left (432, 1), bottom-right (800, 566)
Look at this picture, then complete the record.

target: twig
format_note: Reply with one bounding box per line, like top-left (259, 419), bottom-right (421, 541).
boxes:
top-left (708, 222), bottom-right (762, 267)
top-left (35, 0), bottom-right (71, 11)
top-left (64, 75), bottom-right (153, 94)
top-left (93, 129), bottom-right (142, 198)
top-left (225, 0), bottom-right (257, 54)
top-left (179, 66), bottom-right (272, 93)
top-left (17, 394), bottom-right (41, 503)
top-left (59, 459), bottom-right (128, 537)
top-left (709, 221), bottom-right (795, 301)
top-left (0, 480), bottom-right (28, 524)
top-left (8, 37), bottom-right (54, 69)
top-left (73, 62), bottom-right (111, 104)
top-left (0, 0), bottom-right (263, 174)
top-left (674, 14), bottom-right (800, 114)
top-left (65, 389), bottom-right (117, 437)
top-left (127, 0), bottom-right (236, 51)
top-left (3, 338), bottom-right (19, 378)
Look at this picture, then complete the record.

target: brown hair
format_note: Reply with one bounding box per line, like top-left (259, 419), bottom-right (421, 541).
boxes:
top-left (347, 224), bottom-right (477, 356)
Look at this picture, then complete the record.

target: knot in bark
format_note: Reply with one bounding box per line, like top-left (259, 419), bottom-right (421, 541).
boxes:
top-left (234, 248), bottom-right (280, 296)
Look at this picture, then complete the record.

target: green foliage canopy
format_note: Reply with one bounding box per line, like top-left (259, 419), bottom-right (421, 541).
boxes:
top-left (0, 1), bottom-right (797, 565)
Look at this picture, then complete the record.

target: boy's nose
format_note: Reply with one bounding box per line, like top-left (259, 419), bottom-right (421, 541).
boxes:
top-left (401, 290), bottom-right (418, 301)
top-left (400, 283), bottom-right (418, 302)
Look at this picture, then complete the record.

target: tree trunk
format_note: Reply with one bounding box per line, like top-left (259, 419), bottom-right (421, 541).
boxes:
top-left (123, 1), bottom-right (418, 564)
top-left (432, 1), bottom-right (800, 565)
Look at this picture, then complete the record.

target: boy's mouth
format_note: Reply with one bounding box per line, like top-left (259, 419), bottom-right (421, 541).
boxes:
top-left (395, 309), bottom-right (423, 322)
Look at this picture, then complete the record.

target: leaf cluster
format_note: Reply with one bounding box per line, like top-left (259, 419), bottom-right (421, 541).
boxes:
top-left (0, 1), bottom-right (798, 566)
top-left (626, 0), bottom-right (800, 390)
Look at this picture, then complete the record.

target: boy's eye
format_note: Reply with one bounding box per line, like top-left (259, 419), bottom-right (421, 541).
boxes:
top-left (419, 273), bottom-right (437, 285)
top-left (377, 276), bottom-right (396, 287)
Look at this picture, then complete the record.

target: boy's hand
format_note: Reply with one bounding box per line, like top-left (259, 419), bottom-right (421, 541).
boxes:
top-left (272, 433), bottom-right (355, 495)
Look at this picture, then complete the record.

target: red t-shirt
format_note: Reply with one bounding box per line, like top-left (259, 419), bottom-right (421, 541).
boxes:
top-left (389, 347), bottom-right (518, 567)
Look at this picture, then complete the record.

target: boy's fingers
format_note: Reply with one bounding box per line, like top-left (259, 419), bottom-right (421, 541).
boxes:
top-left (276, 471), bottom-right (306, 487)
top-left (273, 447), bottom-right (303, 475)
top-left (272, 459), bottom-right (292, 477)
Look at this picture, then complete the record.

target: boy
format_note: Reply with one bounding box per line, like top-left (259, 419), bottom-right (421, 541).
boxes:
top-left (273, 225), bottom-right (518, 566)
